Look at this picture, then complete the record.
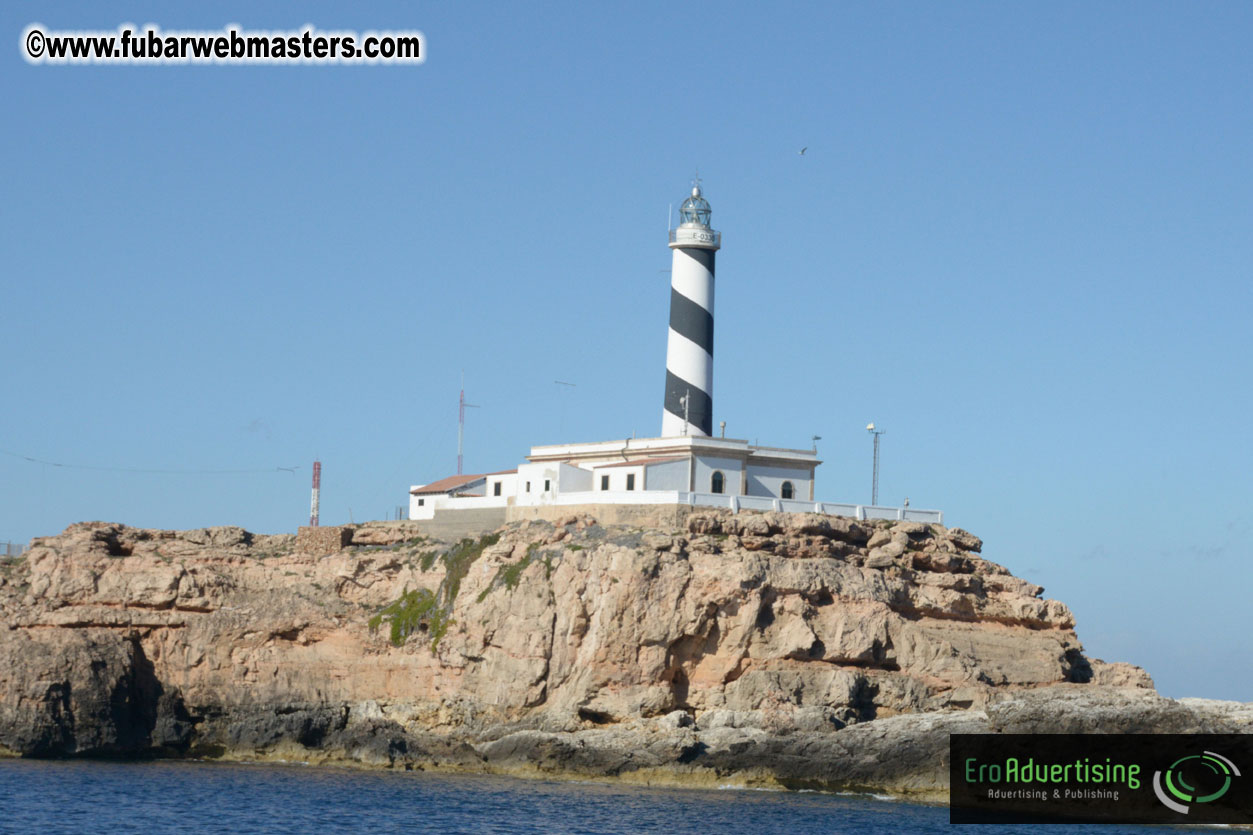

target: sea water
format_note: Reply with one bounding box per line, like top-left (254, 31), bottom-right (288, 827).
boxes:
top-left (0, 760), bottom-right (1182, 834)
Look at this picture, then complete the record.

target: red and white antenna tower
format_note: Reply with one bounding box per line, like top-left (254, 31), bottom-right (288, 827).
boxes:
top-left (457, 372), bottom-right (479, 476)
top-left (309, 460), bottom-right (321, 527)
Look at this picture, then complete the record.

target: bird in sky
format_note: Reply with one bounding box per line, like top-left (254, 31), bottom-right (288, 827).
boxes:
top-left (798, 147), bottom-right (807, 156)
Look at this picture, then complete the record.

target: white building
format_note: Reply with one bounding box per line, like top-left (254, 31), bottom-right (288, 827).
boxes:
top-left (408, 183), bottom-right (941, 525)
top-left (410, 434), bottom-right (838, 520)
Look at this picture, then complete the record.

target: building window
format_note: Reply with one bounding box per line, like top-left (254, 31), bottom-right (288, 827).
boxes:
top-left (626, 473), bottom-right (635, 491)
top-left (417, 499), bottom-right (425, 507)
top-left (526, 481), bottom-right (531, 493)
top-left (493, 482), bottom-right (502, 497)
top-left (781, 481), bottom-right (794, 500)
top-left (544, 479), bottom-right (551, 492)
top-left (711, 471), bottom-right (725, 494)
top-left (601, 474), bottom-right (610, 491)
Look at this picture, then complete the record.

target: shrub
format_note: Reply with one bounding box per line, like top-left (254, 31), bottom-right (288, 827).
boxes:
top-left (368, 587), bottom-right (446, 647)
top-left (441, 533), bottom-right (499, 603)
top-left (368, 532), bottom-right (500, 648)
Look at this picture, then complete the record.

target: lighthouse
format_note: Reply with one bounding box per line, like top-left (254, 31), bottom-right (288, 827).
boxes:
top-left (662, 184), bottom-right (721, 437)
top-left (406, 179), bottom-right (938, 527)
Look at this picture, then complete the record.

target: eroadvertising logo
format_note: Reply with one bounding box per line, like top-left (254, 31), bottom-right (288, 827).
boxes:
top-left (1152, 750), bottom-right (1240, 814)
top-left (949, 734), bottom-right (1251, 824)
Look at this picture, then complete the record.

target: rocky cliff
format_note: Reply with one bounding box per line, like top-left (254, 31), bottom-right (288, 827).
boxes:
top-left (1, 511), bottom-right (1247, 797)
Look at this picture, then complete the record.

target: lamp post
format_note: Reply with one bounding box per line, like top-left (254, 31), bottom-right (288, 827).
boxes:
top-left (866, 423), bottom-right (885, 506)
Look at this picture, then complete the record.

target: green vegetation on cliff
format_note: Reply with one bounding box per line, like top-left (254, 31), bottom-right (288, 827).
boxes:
top-left (442, 533), bottom-right (499, 603)
top-left (368, 532), bottom-right (500, 649)
top-left (477, 541), bottom-right (552, 603)
top-left (368, 587), bottom-right (449, 647)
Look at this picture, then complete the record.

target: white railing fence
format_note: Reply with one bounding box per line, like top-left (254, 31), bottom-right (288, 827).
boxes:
top-left (1, 541), bottom-right (29, 557)
top-left (540, 491), bottom-right (942, 524)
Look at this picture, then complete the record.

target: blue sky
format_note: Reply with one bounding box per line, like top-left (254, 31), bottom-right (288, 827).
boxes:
top-left (2, 2), bottom-right (1250, 701)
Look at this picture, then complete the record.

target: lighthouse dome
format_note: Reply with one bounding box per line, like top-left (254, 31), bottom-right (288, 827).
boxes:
top-left (678, 186), bottom-right (712, 227)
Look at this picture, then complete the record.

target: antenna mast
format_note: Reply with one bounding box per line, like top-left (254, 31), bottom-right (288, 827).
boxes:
top-left (457, 372), bottom-right (480, 475)
top-left (309, 460), bottom-right (321, 527)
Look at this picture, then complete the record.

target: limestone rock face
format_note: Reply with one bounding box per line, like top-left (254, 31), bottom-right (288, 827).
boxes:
top-left (0, 513), bottom-right (1232, 796)
top-left (0, 627), bottom-right (191, 756)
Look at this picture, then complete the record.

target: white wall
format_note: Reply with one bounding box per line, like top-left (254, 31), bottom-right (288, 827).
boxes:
top-left (590, 465), bottom-right (644, 493)
top-left (521, 490), bottom-right (941, 523)
top-left (692, 454), bottom-right (743, 496)
top-left (544, 489), bottom-right (685, 506)
top-left (409, 491), bottom-right (436, 520)
top-left (559, 462), bottom-right (593, 492)
top-left (514, 462), bottom-right (555, 505)
top-left (417, 484), bottom-right (942, 524)
top-left (444, 495), bottom-right (509, 510)
top-left (410, 473), bottom-right (507, 520)
top-left (409, 491), bottom-right (511, 520)
top-left (514, 461), bottom-right (593, 506)
top-left (644, 459), bottom-right (689, 491)
top-left (745, 462), bottom-right (812, 500)
top-left (485, 473), bottom-right (517, 500)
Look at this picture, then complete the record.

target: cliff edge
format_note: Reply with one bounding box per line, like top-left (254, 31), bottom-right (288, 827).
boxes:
top-left (1, 511), bottom-right (1247, 798)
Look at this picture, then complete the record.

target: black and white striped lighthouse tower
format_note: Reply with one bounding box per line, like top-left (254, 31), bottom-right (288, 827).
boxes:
top-left (662, 184), bottom-right (721, 437)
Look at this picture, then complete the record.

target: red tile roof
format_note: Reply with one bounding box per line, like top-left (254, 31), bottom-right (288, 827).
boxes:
top-left (409, 470), bottom-right (517, 495)
top-left (410, 474), bottom-right (485, 495)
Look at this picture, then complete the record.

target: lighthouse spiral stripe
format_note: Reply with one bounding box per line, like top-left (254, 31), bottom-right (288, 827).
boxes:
top-left (663, 247), bottom-right (715, 436)
top-left (668, 287), bottom-right (713, 354)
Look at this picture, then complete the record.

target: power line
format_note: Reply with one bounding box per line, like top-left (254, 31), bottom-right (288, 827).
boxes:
top-left (0, 447), bottom-right (300, 476)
